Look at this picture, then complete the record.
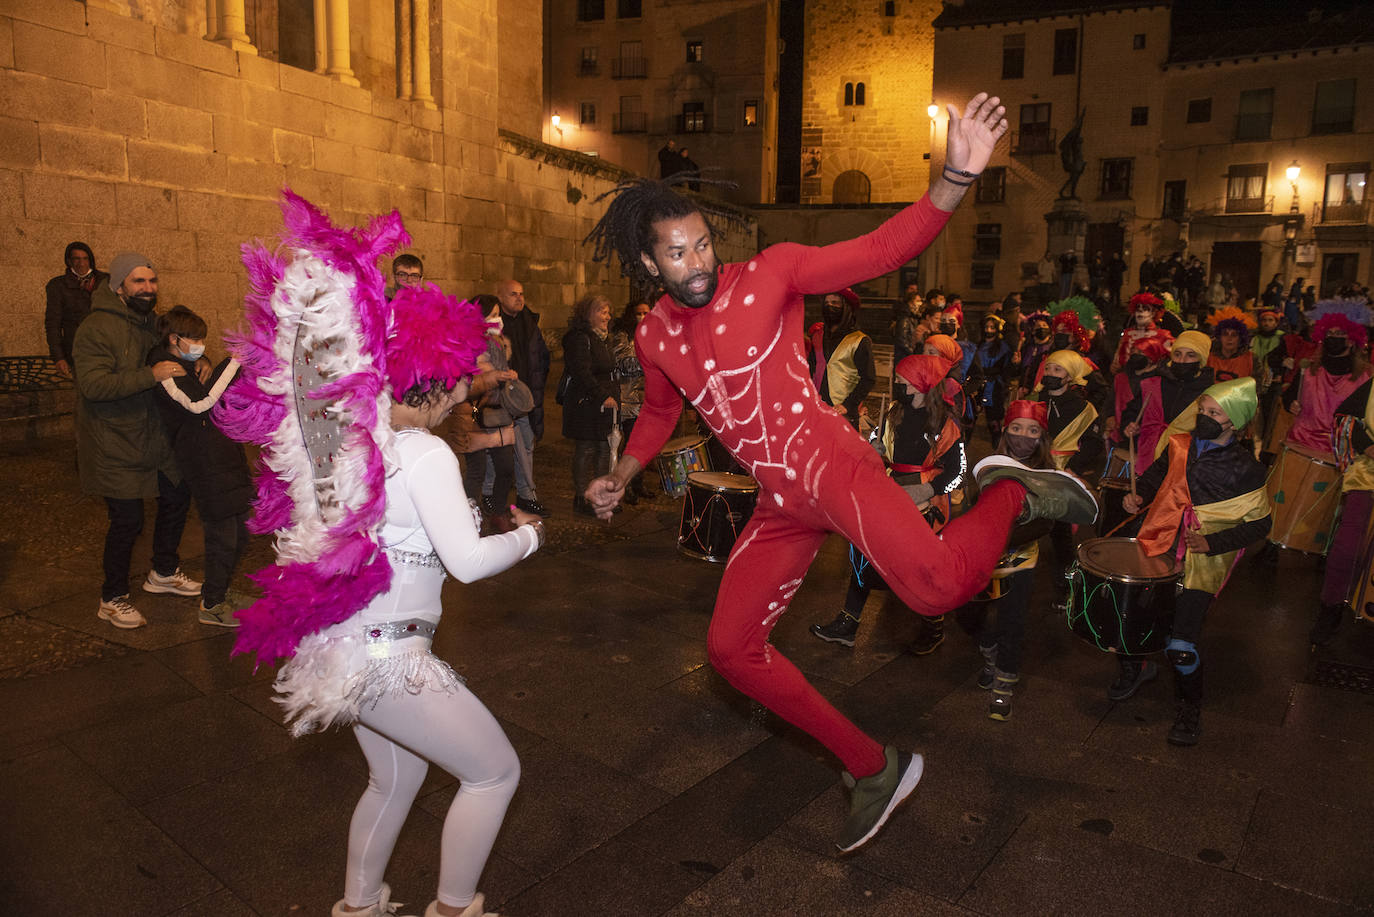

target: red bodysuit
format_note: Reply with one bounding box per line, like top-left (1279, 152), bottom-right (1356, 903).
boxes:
top-left (623, 194), bottom-right (1024, 778)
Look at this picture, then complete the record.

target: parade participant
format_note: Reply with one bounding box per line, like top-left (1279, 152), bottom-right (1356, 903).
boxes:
top-left (583, 93), bottom-right (1098, 853)
top-left (1109, 337), bottom-right (1171, 446)
top-left (808, 287), bottom-right (875, 429)
top-left (218, 195), bottom-right (542, 917)
top-left (1017, 311), bottom-right (1053, 397)
top-left (1313, 375), bottom-right (1374, 643)
top-left (955, 400), bottom-right (1055, 720)
top-left (1252, 309), bottom-right (1286, 445)
top-left (891, 288), bottom-right (924, 365)
top-left (969, 313), bottom-right (1014, 441)
top-left (1119, 378), bottom-right (1271, 745)
top-left (937, 300), bottom-right (976, 380)
top-left (1205, 306), bottom-right (1256, 382)
top-left (1111, 293), bottom-right (1173, 374)
top-left (1120, 331), bottom-right (1216, 473)
top-left (811, 355), bottom-right (967, 652)
top-left (923, 332), bottom-right (970, 421)
top-left (1034, 349), bottom-right (1103, 476)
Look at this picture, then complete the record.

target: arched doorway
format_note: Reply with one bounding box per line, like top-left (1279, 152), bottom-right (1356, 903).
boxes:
top-left (833, 170), bottom-right (871, 204)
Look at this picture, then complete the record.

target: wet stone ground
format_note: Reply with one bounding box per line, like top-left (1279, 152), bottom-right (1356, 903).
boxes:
top-left (2, 404), bottom-right (1372, 916)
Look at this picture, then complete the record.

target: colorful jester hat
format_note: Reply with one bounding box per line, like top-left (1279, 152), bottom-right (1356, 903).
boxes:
top-left (213, 190), bottom-right (411, 665)
top-left (1308, 297), bottom-right (1373, 350)
top-left (1048, 295), bottom-right (1101, 352)
top-left (1206, 305), bottom-right (1257, 348)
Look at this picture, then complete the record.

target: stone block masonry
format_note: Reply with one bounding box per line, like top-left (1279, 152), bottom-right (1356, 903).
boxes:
top-left (2, 0), bottom-right (756, 362)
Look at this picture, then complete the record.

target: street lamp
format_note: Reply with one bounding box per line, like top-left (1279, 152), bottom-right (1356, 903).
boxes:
top-left (550, 113), bottom-right (563, 144)
top-left (1283, 160), bottom-right (1301, 263)
top-left (927, 103), bottom-right (940, 120)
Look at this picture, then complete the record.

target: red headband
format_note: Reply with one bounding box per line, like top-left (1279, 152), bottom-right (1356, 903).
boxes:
top-left (894, 354), bottom-right (954, 394)
top-left (1005, 399), bottom-right (1048, 429)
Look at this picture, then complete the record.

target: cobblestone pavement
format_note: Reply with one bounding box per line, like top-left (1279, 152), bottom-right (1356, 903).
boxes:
top-left (2, 417), bottom-right (1372, 916)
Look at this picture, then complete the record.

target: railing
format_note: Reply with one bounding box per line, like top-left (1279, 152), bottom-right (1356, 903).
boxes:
top-left (612, 111), bottom-right (647, 133)
top-left (578, 59), bottom-right (599, 76)
top-left (611, 57), bottom-right (647, 79)
top-left (1319, 198), bottom-right (1370, 224)
top-left (1223, 194), bottom-right (1273, 215)
top-left (1010, 127), bottom-right (1056, 155)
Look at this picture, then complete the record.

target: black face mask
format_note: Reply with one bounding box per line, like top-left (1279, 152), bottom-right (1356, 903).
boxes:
top-left (1043, 375), bottom-right (1068, 393)
top-left (1322, 337), bottom-right (1349, 357)
top-left (822, 306), bottom-right (845, 324)
top-left (1193, 414), bottom-right (1225, 442)
top-left (1172, 361), bottom-right (1200, 380)
top-left (1125, 353), bottom-right (1149, 373)
top-left (127, 292), bottom-right (157, 315)
top-left (1033, 327), bottom-right (1051, 342)
top-left (1005, 432), bottom-right (1039, 460)
top-left (939, 321), bottom-right (957, 336)
top-left (1052, 333), bottom-right (1071, 351)
top-left (1322, 353), bottom-right (1353, 375)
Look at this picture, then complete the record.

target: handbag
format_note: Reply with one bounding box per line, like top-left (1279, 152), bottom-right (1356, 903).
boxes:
top-left (497, 378), bottom-right (535, 418)
top-left (554, 371), bottom-right (572, 406)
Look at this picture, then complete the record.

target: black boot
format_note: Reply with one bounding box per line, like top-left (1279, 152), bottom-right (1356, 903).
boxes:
top-left (910, 614), bottom-right (945, 656)
top-left (1310, 603), bottom-right (1345, 646)
top-left (1107, 656), bottom-right (1158, 701)
top-left (1167, 667), bottom-right (1204, 746)
top-left (810, 611), bottom-right (860, 647)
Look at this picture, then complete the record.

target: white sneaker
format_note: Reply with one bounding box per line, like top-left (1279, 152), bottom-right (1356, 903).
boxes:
top-left (98, 595), bottom-right (147, 629)
top-left (144, 568), bottom-right (202, 597)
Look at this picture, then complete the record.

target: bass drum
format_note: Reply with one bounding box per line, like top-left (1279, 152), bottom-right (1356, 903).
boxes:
top-left (678, 472), bottom-right (759, 563)
top-left (1066, 537), bottom-right (1181, 655)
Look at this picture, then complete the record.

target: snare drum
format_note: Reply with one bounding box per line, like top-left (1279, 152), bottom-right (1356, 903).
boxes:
top-left (678, 472), bottom-right (759, 562)
top-left (1096, 447), bottom-right (1135, 536)
top-left (1265, 442), bottom-right (1341, 554)
top-left (657, 435), bottom-right (711, 498)
top-left (1065, 537), bottom-right (1181, 654)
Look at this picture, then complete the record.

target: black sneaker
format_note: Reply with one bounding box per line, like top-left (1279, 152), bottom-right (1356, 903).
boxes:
top-left (517, 497), bottom-right (552, 517)
top-left (909, 615), bottom-right (945, 656)
top-left (1107, 658), bottom-right (1158, 701)
top-left (1167, 701), bottom-right (1201, 746)
top-left (976, 645), bottom-right (997, 690)
top-left (811, 612), bottom-right (860, 647)
top-left (988, 670), bottom-right (1018, 721)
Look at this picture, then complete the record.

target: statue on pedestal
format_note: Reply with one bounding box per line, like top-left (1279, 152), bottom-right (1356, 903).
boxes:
top-left (1058, 109), bottom-right (1086, 200)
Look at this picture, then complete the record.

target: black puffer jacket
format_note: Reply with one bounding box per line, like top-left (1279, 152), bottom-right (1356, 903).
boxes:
top-left (147, 346), bottom-right (253, 521)
top-left (560, 321), bottom-right (618, 441)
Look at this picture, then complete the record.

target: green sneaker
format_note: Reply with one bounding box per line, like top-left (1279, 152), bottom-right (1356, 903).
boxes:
top-left (836, 745), bottom-right (924, 853)
top-left (198, 598), bottom-right (242, 628)
top-left (973, 454), bottom-right (1098, 526)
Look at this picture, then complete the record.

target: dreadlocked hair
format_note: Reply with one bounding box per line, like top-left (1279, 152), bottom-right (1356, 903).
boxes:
top-left (584, 176), bottom-right (727, 288)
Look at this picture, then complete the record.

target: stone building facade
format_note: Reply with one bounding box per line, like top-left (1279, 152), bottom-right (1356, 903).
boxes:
top-left (932, 1), bottom-right (1373, 303)
top-left (2, 0), bottom-right (757, 358)
top-left (542, 0), bottom-right (778, 206)
top-left (798, 0), bottom-right (941, 206)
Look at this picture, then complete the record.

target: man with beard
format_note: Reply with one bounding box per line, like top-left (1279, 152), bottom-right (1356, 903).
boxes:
top-left (73, 253), bottom-right (201, 630)
top-left (582, 94), bottom-right (1097, 854)
top-left (1120, 331), bottom-right (1216, 476)
top-left (45, 241), bottom-right (107, 378)
top-left (807, 288), bottom-right (875, 429)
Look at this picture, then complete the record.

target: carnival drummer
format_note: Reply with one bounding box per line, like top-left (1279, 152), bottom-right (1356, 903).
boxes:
top-left (1118, 377), bottom-right (1271, 746)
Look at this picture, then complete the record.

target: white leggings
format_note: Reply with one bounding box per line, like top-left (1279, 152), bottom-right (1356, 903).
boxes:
top-left (345, 681), bottom-right (520, 909)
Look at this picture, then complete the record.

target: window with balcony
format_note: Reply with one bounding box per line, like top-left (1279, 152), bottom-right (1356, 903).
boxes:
top-left (743, 100), bottom-right (759, 127)
top-left (1323, 163), bottom-right (1368, 222)
top-left (579, 46), bottom-right (599, 76)
top-left (1015, 102), bottom-right (1053, 154)
top-left (686, 41), bottom-right (703, 63)
top-left (1002, 34), bottom-right (1025, 79)
top-left (1100, 158), bottom-right (1133, 199)
top-left (1313, 79), bottom-right (1356, 134)
top-left (617, 0), bottom-right (641, 18)
top-left (976, 166), bottom-right (1006, 203)
top-left (580, 102), bottom-right (596, 125)
top-left (1235, 88), bottom-right (1273, 141)
top-left (613, 96), bottom-right (644, 133)
top-left (1162, 180), bottom-right (1187, 221)
top-left (1226, 163), bottom-right (1267, 212)
top-left (1130, 106), bottom-right (1149, 126)
top-left (613, 41), bottom-right (645, 78)
top-left (576, 0), bottom-right (604, 22)
top-left (681, 101), bottom-right (706, 133)
top-left (1053, 28), bottom-right (1077, 75)
top-left (1186, 98), bottom-right (1211, 124)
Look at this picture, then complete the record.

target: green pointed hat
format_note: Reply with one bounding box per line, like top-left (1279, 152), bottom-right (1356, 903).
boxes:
top-left (1201, 376), bottom-right (1258, 430)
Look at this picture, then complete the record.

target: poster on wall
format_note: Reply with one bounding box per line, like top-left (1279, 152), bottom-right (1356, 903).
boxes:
top-left (1297, 243), bottom-right (1316, 265)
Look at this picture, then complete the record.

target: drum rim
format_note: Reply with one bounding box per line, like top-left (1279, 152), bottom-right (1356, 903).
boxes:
top-left (686, 470), bottom-right (759, 493)
top-left (1276, 442), bottom-right (1339, 468)
top-left (1075, 536), bottom-right (1182, 582)
top-left (662, 435), bottom-right (709, 452)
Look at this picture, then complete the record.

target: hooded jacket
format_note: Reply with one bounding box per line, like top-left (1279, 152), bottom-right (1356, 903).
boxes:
top-left (72, 282), bottom-right (177, 498)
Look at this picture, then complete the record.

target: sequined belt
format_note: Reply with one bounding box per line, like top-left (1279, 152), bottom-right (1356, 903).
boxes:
top-left (363, 618), bottom-right (439, 658)
top-left (386, 547), bottom-right (444, 569)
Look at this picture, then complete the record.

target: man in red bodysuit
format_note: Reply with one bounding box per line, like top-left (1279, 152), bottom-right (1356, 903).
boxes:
top-left (584, 94), bottom-right (1097, 853)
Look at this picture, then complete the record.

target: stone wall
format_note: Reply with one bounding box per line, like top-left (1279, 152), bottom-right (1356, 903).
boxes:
top-left (799, 0), bottom-right (940, 205)
top-left (2, 0), bottom-right (756, 361)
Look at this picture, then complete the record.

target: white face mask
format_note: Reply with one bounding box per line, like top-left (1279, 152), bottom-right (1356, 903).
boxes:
top-left (176, 339), bottom-right (205, 361)
top-left (485, 307), bottom-right (503, 336)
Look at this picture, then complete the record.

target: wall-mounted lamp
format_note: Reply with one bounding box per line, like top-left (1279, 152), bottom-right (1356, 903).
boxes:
top-left (1285, 160), bottom-right (1301, 185)
top-left (927, 103), bottom-right (940, 119)
top-left (551, 113), bottom-right (563, 144)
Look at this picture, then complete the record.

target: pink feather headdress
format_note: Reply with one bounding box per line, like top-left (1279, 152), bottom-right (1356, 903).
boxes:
top-left (386, 285), bottom-right (491, 401)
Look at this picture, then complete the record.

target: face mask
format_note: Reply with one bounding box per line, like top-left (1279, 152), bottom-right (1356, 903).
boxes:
top-left (178, 342), bottom-right (205, 362)
top-left (1125, 353), bottom-right (1148, 373)
top-left (1172, 361), bottom-right (1199, 380)
top-left (1043, 375), bottom-right (1068, 392)
top-left (1193, 414), bottom-right (1224, 441)
top-left (822, 306), bottom-right (844, 324)
top-left (1052, 333), bottom-right (1070, 351)
top-left (1322, 337), bottom-right (1348, 357)
top-left (127, 292), bottom-right (157, 315)
top-left (1322, 352), bottom-right (1353, 375)
top-left (1005, 433), bottom-right (1039, 460)
top-left (939, 321), bottom-right (957, 336)
top-left (1033, 327), bottom-right (1050, 342)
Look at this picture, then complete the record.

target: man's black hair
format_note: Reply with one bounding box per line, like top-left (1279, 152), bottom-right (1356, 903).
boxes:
top-left (393, 253), bottom-right (424, 272)
top-left (584, 177), bottom-right (719, 288)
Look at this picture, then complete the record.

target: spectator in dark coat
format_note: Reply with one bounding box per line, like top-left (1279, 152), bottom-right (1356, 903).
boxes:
top-left (562, 293), bottom-right (619, 516)
top-left (45, 241), bottom-right (107, 378)
top-left (495, 279), bottom-right (552, 517)
top-left (147, 305), bottom-right (252, 627)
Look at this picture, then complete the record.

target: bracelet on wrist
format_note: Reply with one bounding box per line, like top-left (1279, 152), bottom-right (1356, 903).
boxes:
top-left (526, 519), bottom-right (546, 548)
top-left (943, 165), bottom-right (980, 179)
top-left (941, 173), bottom-right (976, 187)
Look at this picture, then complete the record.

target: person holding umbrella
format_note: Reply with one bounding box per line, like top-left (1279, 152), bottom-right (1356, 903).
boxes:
top-left (563, 293), bottom-right (620, 516)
